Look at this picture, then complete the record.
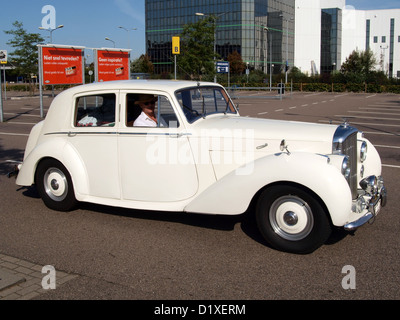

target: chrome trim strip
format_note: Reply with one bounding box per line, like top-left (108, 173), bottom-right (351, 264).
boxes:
top-left (45, 132), bottom-right (192, 137)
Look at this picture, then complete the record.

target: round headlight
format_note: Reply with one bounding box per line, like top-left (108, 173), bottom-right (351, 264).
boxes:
top-left (360, 141), bottom-right (368, 162)
top-left (342, 156), bottom-right (351, 179)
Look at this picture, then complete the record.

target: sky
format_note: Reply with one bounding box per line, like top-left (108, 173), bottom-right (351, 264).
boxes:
top-left (0, 0), bottom-right (399, 63)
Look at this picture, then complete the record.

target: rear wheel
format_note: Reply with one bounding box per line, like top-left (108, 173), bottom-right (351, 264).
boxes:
top-left (256, 185), bottom-right (332, 254)
top-left (35, 159), bottom-right (78, 211)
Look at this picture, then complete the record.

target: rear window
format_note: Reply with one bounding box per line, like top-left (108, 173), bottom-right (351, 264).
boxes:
top-left (75, 94), bottom-right (116, 127)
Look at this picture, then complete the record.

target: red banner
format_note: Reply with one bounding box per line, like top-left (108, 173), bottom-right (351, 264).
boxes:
top-left (41, 47), bottom-right (84, 85)
top-left (96, 50), bottom-right (130, 82)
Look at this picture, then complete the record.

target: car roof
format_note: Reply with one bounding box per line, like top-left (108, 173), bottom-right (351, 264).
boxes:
top-left (63, 79), bottom-right (222, 95)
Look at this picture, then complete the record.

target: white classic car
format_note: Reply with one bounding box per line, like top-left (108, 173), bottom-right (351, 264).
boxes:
top-left (12, 80), bottom-right (387, 253)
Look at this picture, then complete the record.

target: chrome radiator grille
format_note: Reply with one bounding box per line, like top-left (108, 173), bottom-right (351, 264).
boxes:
top-left (333, 125), bottom-right (359, 200)
top-left (342, 133), bottom-right (358, 199)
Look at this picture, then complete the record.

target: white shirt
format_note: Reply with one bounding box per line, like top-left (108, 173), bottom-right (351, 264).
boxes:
top-left (134, 111), bottom-right (167, 127)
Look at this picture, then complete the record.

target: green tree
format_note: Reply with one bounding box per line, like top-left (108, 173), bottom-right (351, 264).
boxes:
top-left (4, 21), bottom-right (44, 83)
top-left (131, 54), bottom-right (154, 74)
top-left (179, 16), bottom-right (216, 80)
top-left (340, 49), bottom-right (377, 83)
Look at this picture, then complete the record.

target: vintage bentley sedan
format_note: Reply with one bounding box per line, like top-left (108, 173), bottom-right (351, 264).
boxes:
top-left (13, 80), bottom-right (387, 253)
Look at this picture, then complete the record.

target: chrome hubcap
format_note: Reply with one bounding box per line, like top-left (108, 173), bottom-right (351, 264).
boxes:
top-left (44, 168), bottom-right (68, 201)
top-left (269, 195), bottom-right (314, 241)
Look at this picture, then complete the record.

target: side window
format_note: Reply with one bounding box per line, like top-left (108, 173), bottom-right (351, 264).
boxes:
top-left (126, 93), bottom-right (179, 128)
top-left (75, 93), bottom-right (116, 127)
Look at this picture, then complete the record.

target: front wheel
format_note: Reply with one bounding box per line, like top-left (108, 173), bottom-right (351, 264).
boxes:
top-left (35, 159), bottom-right (78, 211)
top-left (256, 185), bottom-right (332, 254)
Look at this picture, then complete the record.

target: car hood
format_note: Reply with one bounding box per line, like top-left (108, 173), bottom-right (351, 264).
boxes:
top-left (188, 115), bottom-right (338, 154)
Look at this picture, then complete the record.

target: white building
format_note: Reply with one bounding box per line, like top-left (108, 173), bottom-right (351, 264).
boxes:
top-left (295, 0), bottom-right (400, 78)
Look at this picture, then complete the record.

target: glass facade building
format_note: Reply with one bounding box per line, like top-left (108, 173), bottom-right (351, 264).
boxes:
top-left (145, 0), bottom-right (295, 74)
top-left (320, 8), bottom-right (342, 74)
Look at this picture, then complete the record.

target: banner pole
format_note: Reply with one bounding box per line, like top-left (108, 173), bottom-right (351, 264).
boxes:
top-left (0, 63), bottom-right (3, 122)
top-left (38, 46), bottom-right (44, 118)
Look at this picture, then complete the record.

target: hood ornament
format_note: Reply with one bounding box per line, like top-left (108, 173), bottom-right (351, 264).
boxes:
top-left (280, 139), bottom-right (291, 155)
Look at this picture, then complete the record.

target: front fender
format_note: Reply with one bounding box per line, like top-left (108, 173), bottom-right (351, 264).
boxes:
top-left (185, 152), bottom-right (352, 226)
top-left (16, 138), bottom-right (89, 198)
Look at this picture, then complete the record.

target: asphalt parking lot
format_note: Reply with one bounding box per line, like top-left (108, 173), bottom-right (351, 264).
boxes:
top-left (0, 88), bottom-right (399, 304)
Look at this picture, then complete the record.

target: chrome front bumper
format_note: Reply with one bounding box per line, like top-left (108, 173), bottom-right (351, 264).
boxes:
top-left (344, 176), bottom-right (387, 231)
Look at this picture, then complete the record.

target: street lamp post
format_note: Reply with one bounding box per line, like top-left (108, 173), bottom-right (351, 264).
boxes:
top-left (105, 37), bottom-right (116, 48)
top-left (263, 26), bottom-right (273, 91)
top-left (195, 12), bottom-right (227, 83)
top-left (118, 26), bottom-right (137, 63)
top-left (38, 25), bottom-right (64, 44)
top-left (279, 14), bottom-right (293, 84)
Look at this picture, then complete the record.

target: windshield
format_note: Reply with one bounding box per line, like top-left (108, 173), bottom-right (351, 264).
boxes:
top-left (175, 86), bottom-right (237, 123)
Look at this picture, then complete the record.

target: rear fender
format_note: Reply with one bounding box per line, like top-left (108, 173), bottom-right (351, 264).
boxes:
top-left (16, 138), bottom-right (89, 198)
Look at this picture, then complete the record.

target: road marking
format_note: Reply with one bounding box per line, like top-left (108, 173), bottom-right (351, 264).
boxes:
top-left (3, 113), bottom-right (42, 118)
top-left (289, 106), bottom-right (297, 109)
top-left (334, 93), bottom-right (349, 98)
top-left (318, 120), bottom-right (400, 127)
top-left (367, 104), bottom-right (400, 108)
top-left (359, 107), bottom-right (400, 111)
top-left (363, 131), bottom-right (399, 136)
top-left (258, 112), bottom-right (268, 115)
top-left (275, 109), bottom-right (284, 112)
top-left (366, 94), bottom-right (376, 99)
top-left (304, 92), bottom-right (323, 97)
top-left (335, 115), bottom-right (400, 121)
top-left (301, 104), bottom-right (308, 107)
top-left (383, 164), bottom-right (400, 169)
top-left (349, 111), bottom-right (400, 116)
top-left (375, 145), bottom-right (400, 150)
top-left (0, 132), bottom-right (29, 137)
top-left (7, 122), bottom-right (38, 125)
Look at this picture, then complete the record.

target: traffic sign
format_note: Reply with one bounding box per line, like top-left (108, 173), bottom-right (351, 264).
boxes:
top-left (172, 37), bottom-right (180, 55)
top-left (217, 61), bottom-right (229, 73)
top-left (0, 50), bottom-right (7, 64)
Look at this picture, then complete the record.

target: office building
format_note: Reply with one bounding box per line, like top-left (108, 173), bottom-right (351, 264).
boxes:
top-left (145, 0), bottom-right (295, 74)
top-left (146, 0), bottom-right (400, 78)
top-left (295, 0), bottom-right (400, 77)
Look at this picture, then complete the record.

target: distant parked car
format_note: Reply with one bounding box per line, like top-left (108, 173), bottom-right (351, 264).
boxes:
top-left (11, 80), bottom-right (387, 253)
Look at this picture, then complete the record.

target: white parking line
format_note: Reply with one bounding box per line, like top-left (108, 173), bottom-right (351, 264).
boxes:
top-left (318, 120), bottom-right (400, 127)
top-left (350, 111), bottom-right (400, 116)
top-left (375, 145), bottom-right (400, 149)
top-left (363, 131), bottom-right (399, 136)
top-left (367, 104), bottom-right (400, 108)
top-left (0, 132), bottom-right (29, 137)
top-left (7, 122), bottom-right (38, 125)
top-left (304, 92), bottom-right (323, 97)
top-left (335, 115), bottom-right (400, 121)
top-left (334, 93), bottom-right (349, 98)
top-left (383, 164), bottom-right (400, 169)
top-left (3, 113), bottom-right (42, 118)
top-left (359, 107), bottom-right (400, 111)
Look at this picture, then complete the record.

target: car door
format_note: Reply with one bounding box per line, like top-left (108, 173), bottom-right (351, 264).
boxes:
top-left (68, 90), bottom-right (120, 199)
top-left (118, 91), bottom-right (199, 202)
